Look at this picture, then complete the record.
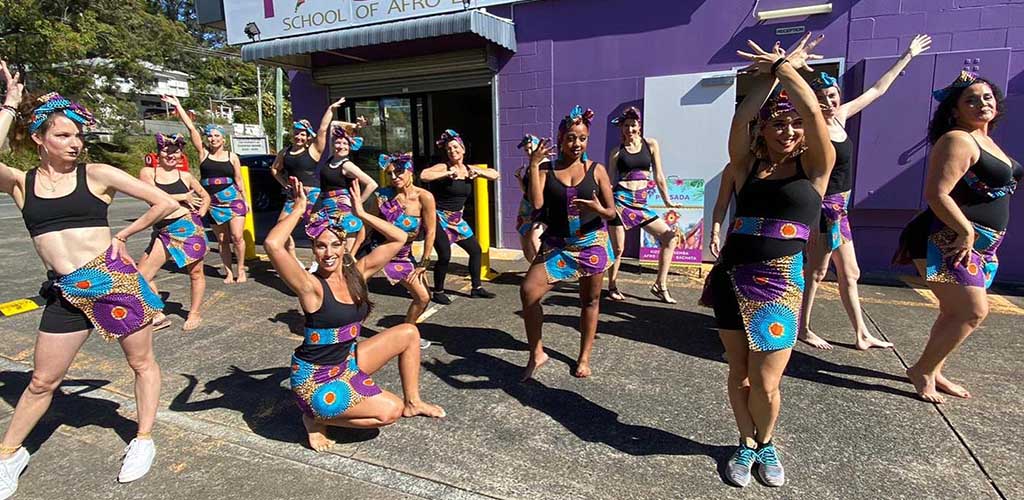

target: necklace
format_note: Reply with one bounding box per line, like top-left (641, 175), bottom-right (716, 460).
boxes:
top-left (38, 169), bottom-right (71, 193)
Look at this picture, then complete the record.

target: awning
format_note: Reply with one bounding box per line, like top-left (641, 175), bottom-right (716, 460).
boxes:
top-left (241, 10), bottom-right (516, 63)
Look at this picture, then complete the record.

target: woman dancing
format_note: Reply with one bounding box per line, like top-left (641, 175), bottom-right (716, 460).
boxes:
top-left (605, 106), bottom-right (681, 303)
top-left (520, 105), bottom-right (617, 380)
top-left (0, 65), bottom-right (179, 496)
top-left (703, 34), bottom-right (831, 487)
top-left (163, 95), bottom-right (249, 284)
top-left (799, 34), bottom-right (931, 350)
top-left (270, 111), bottom-right (331, 264)
top-left (895, 71), bottom-right (1020, 403)
top-left (372, 153), bottom-right (437, 326)
top-left (515, 134), bottom-right (544, 262)
top-left (137, 133), bottom-right (211, 332)
top-left (420, 129), bottom-right (499, 304)
top-left (265, 176), bottom-right (444, 452)
top-left (307, 98), bottom-right (376, 255)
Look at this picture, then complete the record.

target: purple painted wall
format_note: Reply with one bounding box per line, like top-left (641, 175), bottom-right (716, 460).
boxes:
top-left (288, 0), bottom-right (1024, 282)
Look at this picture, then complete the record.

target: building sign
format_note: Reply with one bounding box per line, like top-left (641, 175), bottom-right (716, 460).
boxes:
top-left (225, 0), bottom-right (526, 45)
top-left (232, 136), bottom-right (270, 155)
top-left (639, 177), bottom-right (705, 265)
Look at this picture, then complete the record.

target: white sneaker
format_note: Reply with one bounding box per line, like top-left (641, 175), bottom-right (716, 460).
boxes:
top-left (0, 448), bottom-right (30, 500)
top-left (117, 438), bottom-right (155, 483)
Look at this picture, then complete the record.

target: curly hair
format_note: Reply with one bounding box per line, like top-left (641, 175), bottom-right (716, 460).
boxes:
top-left (928, 78), bottom-right (1005, 145)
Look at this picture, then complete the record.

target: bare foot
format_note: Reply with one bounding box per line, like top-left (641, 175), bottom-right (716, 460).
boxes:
top-left (223, 268), bottom-right (235, 284)
top-left (403, 400), bottom-right (446, 418)
top-left (935, 372), bottom-right (971, 399)
top-left (855, 333), bottom-right (893, 350)
top-left (798, 329), bottom-right (833, 350)
top-left (236, 269), bottom-right (248, 283)
top-left (301, 414), bottom-right (335, 452)
top-left (520, 351), bottom-right (549, 382)
top-left (573, 359), bottom-right (592, 378)
top-left (183, 314), bottom-right (202, 332)
top-left (907, 366), bottom-right (945, 403)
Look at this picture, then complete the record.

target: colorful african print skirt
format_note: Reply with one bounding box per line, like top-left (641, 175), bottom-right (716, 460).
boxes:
top-left (729, 253), bottom-right (804, 352)
top-left (437, 209), bottom-right (473, 243)
top-left (46, 246), bottom-right (164, 341)
top-left (537, 227), bottom-right (615, 283)
top-left (613, 182), bottom-right (658, 230)
top-left (517, 196), bottom-right (542, 236)
top-left (290, 343), bottom-right (382, 420)
top-left (383, 245), bottom-right (418, 285)
top-left (284, 186), bottom-right (321, 220)
top-left (202, 177), bottom-right (248, 225)
top-left (305, 189), bottom-right (364, 238)
top-left (820, 190), bottom-right (853, 252)
top-left (154, 212), bottom-right (208, 268)
top-left (926, 222), bottom-right (1004, 289)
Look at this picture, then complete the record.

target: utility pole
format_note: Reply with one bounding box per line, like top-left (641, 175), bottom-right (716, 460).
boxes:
top-left (275, 67), bottom-right (284, 152)
top-left (256, 66), bottom-right (264, 135)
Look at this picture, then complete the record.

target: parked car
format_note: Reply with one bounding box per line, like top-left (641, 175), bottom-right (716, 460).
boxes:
top-left (239, 154), bottom-right (285, 212)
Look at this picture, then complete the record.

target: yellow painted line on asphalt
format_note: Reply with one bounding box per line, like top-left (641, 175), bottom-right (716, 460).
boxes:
top-left (900, 276), bottom-right (940, 305)
top-left (987, 294), bottom-right (1024, 315)
top-left (899, 275), bottom-right (1023, 315)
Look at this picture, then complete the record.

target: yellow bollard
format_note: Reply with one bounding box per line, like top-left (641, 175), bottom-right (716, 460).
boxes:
top-left (472, 164), bottom-right (499, 281)
top-left (239, 166), bottom-right (257, 261)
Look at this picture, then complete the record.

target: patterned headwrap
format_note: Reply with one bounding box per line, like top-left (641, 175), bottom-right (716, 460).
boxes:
top-left (30, 93), bottom-right (96, 133)
top-left (293, 120), bottom-right (316, 138)
top-left (758, 90), bottom-right (798, 123)
top-left (203, 123), bottom-right (226, 136)
top-left (517, 134), bottom-right (540, 150)
top-left (332, 127), bottom-right (363, 151)
top-left (305, 208), bottom-right (348, 240)
top-left (379, 153), bottom-right (414, 174)
top-left (558, 105), bottom-right (595, 134)
top-left (155, 133), bottom-right (186, 151)
top-left (810, 72), bottom-right (839, 91)
top-left (610, 106), bottom-right (642, 125)
top-left (932, 70), bottom-right (980, 102)
top-left (435, 129), bottom-right (464, 150)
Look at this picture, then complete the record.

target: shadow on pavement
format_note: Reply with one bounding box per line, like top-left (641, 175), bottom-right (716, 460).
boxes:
top-left (169, 366), bottom-right (379, 448)
top-left (0, 373), bottom-right (136, 451)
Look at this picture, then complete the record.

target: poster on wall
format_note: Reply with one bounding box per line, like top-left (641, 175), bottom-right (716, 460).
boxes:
top-left (639, 177), bottom-right (705, 265)
top-left (225, 0), bottom-right (526, 46)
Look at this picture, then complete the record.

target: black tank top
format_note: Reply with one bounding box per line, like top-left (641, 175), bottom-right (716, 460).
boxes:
top-left (616, 140), bottom-right (653, 176)
top-left (431, 170), bottom-right (473, 211)
top-left (320, 158), bottom-right (352, 192)
top-left (200, 156), bottom-right (234, 195)
top-left (826, 135), bottom-right (854, 195)
top-left (721, 158), bottom-right (822, 265)
top-left (282, 148), bottom-right (320, 186)
top-left (22, 165), bottom-right (110, 238)
top-left (294, 275), bottom-right (369, 365)
top-left (953, 137), bottom-right (1023, 231)
top-left (541, 161), bottom-right (604, 238)
top-left (156, 170), bottom-right (189, 195)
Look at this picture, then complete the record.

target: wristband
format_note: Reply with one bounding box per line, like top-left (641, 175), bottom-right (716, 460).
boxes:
top-left (770, 58), bottom-right (789, 76)
top-left (0, 105), bottom-right (16, 117)
top-left (114, 235), bottom-right (128, 243)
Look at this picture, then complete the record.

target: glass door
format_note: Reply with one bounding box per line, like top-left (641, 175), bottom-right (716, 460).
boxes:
top-left (343, 95), bottom-right (430, 185)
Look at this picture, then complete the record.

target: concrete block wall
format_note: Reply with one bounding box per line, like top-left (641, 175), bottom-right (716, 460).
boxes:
top-left (496, 40), bottom-right (554, 246)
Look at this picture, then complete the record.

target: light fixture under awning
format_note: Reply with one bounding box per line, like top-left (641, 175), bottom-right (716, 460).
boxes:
top-left (241, 10), bottom-right (516, 64)
top-left (756, 3), bottom-right (833, 21)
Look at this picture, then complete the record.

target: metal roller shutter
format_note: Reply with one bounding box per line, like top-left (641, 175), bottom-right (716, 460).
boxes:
top-left (315, 48), bottom-right (497, 98)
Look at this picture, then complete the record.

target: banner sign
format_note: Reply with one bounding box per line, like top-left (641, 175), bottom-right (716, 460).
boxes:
top-left (225, 0), bottom-right (526, 46)
top-left (639, 177), bottom-right (705, 265)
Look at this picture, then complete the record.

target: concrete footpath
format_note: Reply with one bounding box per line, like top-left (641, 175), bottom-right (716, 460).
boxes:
top-left (0, 197), bottom-right (1020, 499)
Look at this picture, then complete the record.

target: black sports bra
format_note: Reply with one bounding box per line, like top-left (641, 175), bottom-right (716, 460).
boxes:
top-left (616, 140), bottom-right (653, 175)
top-left (22, 164), bottom-right (110, 238)
top-left (156, 170), bottom-right (189, 195)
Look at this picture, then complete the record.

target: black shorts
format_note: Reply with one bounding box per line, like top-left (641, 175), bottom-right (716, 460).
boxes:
top-left (708, 265), bottom-right (743, 331)
top-left (39, 292), bottom-right (93, 334)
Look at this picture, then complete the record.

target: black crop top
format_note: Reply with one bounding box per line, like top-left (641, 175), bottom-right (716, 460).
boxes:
top-left (282, 148), bottom-right (320, 187)
top-left (721, 158), bottom-right (822, 265)
top-left (199, 156), bottom-right (234, 179)
top-left (156, 170), bottom-right (189, 195)
top-left (826, 135), bottom-right (854, 195)
top-left (541, 161), bottom-right (604, 238)
top-left (616, 140), bottom-right (653, 176)
top-left (952, 138), bottom-right (1023, 231)
top-left (431, 172), bottom-right (473, 211)
top-left (294, 275), bottom-right (369, 365)
top-left (320, 158), bottom-right (352, 192)
top-left (22, 165), bottom-right (110, 238)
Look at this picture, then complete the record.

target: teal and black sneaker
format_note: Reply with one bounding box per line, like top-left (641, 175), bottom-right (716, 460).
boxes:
top-left (756, 442), bottom-right (785, 487)
top-left (725, 444), bottom-right (758, 487)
